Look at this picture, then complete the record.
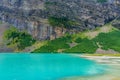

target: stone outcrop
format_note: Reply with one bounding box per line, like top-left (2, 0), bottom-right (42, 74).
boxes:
top-left (0, 23), bottom-right (13, 52)
top-left (0, 0), bottom-right (120, 40)
top-left (112, 16), bottom-right (120, 29)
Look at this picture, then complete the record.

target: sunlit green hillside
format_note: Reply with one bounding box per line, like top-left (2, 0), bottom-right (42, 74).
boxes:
top-left (33, 23), bottom-right (120, 54)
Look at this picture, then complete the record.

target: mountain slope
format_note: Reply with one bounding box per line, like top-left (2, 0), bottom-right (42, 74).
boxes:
top-left (0, 23), bottom-right (13, 52)
top-left (0, 0), bottom-right (120, 40)
top-left (33, 22), bottom-right (120, 53)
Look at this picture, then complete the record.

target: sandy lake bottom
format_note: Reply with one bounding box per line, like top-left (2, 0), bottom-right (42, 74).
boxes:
top-left (62, 55), bottom-right (120, 80)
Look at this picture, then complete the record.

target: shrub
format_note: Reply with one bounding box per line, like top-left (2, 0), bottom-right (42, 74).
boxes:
top-left (97, 0), bottom-right (107, 3)
top-left (93, 31), bottom-right (120, 52)
top-left (64, 38), bottom-right (98, 53)
top-left (33, 35), bottom-right (72, 53)
top-left (48, 17), bottom-right (77, 28)
top-left (3, 27), bottom-right (36, 50)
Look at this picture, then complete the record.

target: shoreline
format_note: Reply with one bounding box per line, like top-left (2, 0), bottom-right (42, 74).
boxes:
top-left (68, 54), bottom-right (120, 80)
top-left (80, 53), bottom-right (120, 57)
top-left (76, 54), bottom-right (120, 64)
top-left (73, 53), bottom-right (120, 58)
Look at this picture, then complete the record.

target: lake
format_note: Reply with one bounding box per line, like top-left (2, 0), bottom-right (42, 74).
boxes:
top-left (0, 53), bottom-right (107, 80)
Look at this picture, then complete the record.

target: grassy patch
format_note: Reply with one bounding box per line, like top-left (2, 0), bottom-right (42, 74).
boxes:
top-left (33, 35), bottom-right (72, 53)
top-left (48, 17), bottom-right (78, 28)
top-left (64, 38), bottom-right (98, 53)
top-left (93, 30), bottom-right (120, 52)
top-left (33, 23), bottom-right (120, 54)
top-left (0, 21), bottom-right (2, 24)
top-left (73, 24), bottom-right (114, 39)
top-left (97, 0), bottom-right (107, 3)
top-left (45, 1), bottom-right (57, 5)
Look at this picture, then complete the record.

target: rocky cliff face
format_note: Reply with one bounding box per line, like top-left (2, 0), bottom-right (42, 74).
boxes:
top-left (0, 0), bottom-right (120, 40)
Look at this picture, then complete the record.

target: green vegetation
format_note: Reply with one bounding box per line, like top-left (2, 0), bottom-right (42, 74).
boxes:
top-left (0, 21), bottom-right (2, 24)
top-left (65, 38), bottom-right (98, 53)
top-left (33, 36), bottom-right (72, 53)
top-left (3, 27), bottom-right (36, 50)
top-left (93, 31), bottom-right (120, 52)
top-left (45, 1), bottom-right (57, 5)
top-left (33, 24), bottom-right (120, 53)
top-left (97, 0), bottom-right (107, 3)
top-left (48, 17), bottom-right (77, 28)
top-left (33, 35), bottom-right (99, 53)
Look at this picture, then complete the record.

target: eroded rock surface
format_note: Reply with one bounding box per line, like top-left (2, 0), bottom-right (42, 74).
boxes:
top-left (0, 23), bottom-right (13, 52)
top-left (0, 0), bottom-right (120, 40)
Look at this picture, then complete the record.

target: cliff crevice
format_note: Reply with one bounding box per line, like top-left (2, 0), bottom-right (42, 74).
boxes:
top-left (0, 0), bottom-right (120, 40)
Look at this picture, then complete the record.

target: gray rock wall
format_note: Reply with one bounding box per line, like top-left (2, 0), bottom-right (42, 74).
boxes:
top-left (0, 0), bottom-right (120, 40)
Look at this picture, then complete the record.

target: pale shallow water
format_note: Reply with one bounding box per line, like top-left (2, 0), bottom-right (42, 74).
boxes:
top-left (0, 53), bottom-right (107, 80)
top-left (62, 56), bottom-right (120, 80)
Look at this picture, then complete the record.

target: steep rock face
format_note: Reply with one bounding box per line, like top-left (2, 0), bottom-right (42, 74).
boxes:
top-left (0, 0), bottom-right (120, 40)
top-left (0, 23), bottom-right (13, 52)
top-left (46, 0), bottom-right (120, 28)
top-left (112, 16), bottom-right (120, 29)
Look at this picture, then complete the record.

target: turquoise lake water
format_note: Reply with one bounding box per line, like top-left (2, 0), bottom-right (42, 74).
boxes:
top-left (0, 53), bottom-right (106, 80)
